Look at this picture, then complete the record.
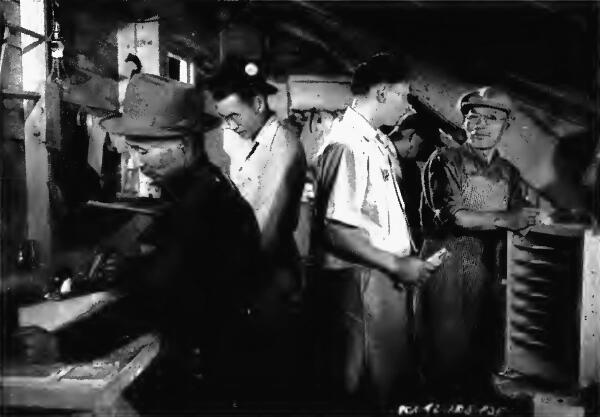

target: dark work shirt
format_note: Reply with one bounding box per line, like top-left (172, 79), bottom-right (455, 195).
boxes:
top-left (421, 144), bottom-right (528, 236)
top-left (398, 158), bottom-right (424, 249)
top-left (121, 157), bottom-right (263, 346)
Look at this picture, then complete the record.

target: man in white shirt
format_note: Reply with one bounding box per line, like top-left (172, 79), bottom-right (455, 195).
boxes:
top-left (206, 56), bottom-right (307, 393)
top-left (312, 53), bottom-right (437, 409)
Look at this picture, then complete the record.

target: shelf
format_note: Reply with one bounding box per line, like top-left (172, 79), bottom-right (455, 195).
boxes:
top-left (514, 243), bottom-right (559, 252)
top-left (512, 287), bottom-right (551, 303)
top-left (5, 23), bottom-right (49, 42)
top-left (2, 89), bottom-right (41, 100)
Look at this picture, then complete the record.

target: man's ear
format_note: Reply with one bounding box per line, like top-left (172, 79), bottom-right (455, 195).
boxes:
top-left (253, 95), bottom-right (264, 114)
top-left (375, 85), bottom-right (387, 104)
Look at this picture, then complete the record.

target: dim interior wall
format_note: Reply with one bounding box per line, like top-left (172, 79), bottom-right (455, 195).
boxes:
top-left (117, 18), bottom-right (160, 109)
top-left (285, 77), bottom-right (351, 169)
top-left (134, 20), bottom-right (160, 76)
top-left (114, 19), bottom-right (161, 197)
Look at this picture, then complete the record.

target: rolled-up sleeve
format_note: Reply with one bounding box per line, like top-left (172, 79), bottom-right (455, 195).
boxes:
top-left (428, 152), bottom-right (465, 225)
top-left (319, 143), bottom-right (365, 229)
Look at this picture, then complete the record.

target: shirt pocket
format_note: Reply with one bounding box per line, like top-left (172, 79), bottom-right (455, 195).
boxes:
top-left (360, 160), bottom-right (385, 228)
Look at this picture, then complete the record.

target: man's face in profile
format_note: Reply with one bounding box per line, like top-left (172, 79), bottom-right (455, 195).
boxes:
top-left (381, 82), bottom-right (412, 126)
top-left (126, 137), bottom-right (188, 181)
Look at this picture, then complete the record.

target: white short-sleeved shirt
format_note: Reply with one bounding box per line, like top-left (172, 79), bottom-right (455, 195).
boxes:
top-left (227, 115), bottom-right (303, 232)
top-left (316, 104), bottom-right (414, 267)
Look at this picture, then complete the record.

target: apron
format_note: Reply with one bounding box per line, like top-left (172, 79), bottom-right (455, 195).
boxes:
top-left (418, 152), bottom-right (511, 395)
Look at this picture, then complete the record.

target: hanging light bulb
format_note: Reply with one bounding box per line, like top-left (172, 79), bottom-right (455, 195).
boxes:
top-left (49, 19), bottom-right (67, 88)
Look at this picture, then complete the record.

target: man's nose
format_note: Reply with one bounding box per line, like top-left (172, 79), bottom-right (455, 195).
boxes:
top-left (225, 119), bottom-right (240, 131)
top-left (474, 116), bottom-right (487, 127)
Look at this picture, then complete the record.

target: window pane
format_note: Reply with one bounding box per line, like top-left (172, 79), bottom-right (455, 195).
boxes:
top-left (168, 57), bottom-right (180, 80)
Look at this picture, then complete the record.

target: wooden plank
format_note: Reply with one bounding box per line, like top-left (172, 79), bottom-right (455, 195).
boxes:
top-left (18, 291), bottom-right (121, 332)
top-left (5, 22), bottom-right (49, 42)
top-left (20, 0), bottom-right (51, 264)
top-left (1, 89), bottom-right (40, 100)
top-left (1, 20), bottom-right (8, 79)
top-left (533, 393), bottom-right (584, 417)
top-left (1, 15), bottom-right (5, 278)
top-left (528, 223), bottom-right (587, 238)
top-left (85, 200), bottom-right (167, 216)
top-left (503, 231), bottom-right (516, 373)
top-left (1, 334), bottom-right (160, 412)
top-left (95, 334), bottom-right (161, 410)
top-left (579, 230), bottom-right (600, 387)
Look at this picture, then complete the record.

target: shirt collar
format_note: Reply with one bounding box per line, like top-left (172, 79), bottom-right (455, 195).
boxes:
top-left (253, 114), bottom-right (279, 147)
top-left (345, 103), bottom-right (398, 158)
top-left (463, 143), bottom-right (501, 166)
top-left (344, 101), bottom-right (380, 143)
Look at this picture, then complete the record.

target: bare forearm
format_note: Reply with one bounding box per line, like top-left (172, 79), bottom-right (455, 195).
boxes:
top-left (454, 209), bottom-right (511, 231)
top-left (324, 221), bottom-right (396, 274)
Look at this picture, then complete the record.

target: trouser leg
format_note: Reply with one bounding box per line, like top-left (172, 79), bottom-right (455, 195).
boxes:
top-left (313, 268), bottom-right (367, 405)
top-left (364, 268), bottom-right (416, 408)
top-left (420, 237), bottom-right (490, 394)
top-left (314, 266), bottom-right (417, 409)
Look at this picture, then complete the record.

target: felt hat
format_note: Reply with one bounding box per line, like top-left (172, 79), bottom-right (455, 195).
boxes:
top-left (100, 73), bottom-right (221, 138)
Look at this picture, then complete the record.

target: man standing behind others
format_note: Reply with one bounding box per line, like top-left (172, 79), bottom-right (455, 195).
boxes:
top-left (312, 53), bottom-right (437, 410)
top-left (206, 56), bottom-right (307, 393)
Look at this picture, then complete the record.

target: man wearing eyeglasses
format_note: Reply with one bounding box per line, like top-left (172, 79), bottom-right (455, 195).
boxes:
top-left (419, 87), bottom-right (542, 399)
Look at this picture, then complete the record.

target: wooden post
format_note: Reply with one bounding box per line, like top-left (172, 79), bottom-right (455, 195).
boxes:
top-left (20, 0), bottom-right (51, 264)
top-left (579, 230), bottom-right (600, 388)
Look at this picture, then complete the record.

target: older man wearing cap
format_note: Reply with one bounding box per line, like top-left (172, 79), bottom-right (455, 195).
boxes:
top-left (100, 73), bottom-right (264, 408)
top-left (419, 87), bottom-right (542, 399)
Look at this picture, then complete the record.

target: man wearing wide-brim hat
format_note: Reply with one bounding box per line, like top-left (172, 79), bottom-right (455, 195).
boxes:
top-left (100, 73), bottom-right (264, 408)
top-left (101, 72), bottom-right (222, 184)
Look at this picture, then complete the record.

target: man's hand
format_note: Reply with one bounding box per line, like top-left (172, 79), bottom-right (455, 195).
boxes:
top-left (498, 207), bottom-right (542, 231)
top-left (385, 256), bottom-right (437, 287)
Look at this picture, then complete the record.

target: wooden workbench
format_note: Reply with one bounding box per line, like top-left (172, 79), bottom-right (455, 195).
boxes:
top-left (2, 289), bottom-right (160, 416)
top-left (18, 291), bottom-right (120, 332)
top-left (1, 333), bottom-right (160, 416)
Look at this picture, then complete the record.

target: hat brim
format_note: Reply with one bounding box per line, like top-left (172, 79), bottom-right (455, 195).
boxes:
top-left (206, 72), bottom-right (279, 96)
top-left (261, 81), bottom-right (279, 95)
top-left (461, 99), bottom-right (511, 115)
top-left (100, 113), bottom-right (222, 138)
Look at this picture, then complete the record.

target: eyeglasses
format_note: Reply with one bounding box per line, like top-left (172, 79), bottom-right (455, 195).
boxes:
top-left (465, 113), bottom-right (507, 124)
